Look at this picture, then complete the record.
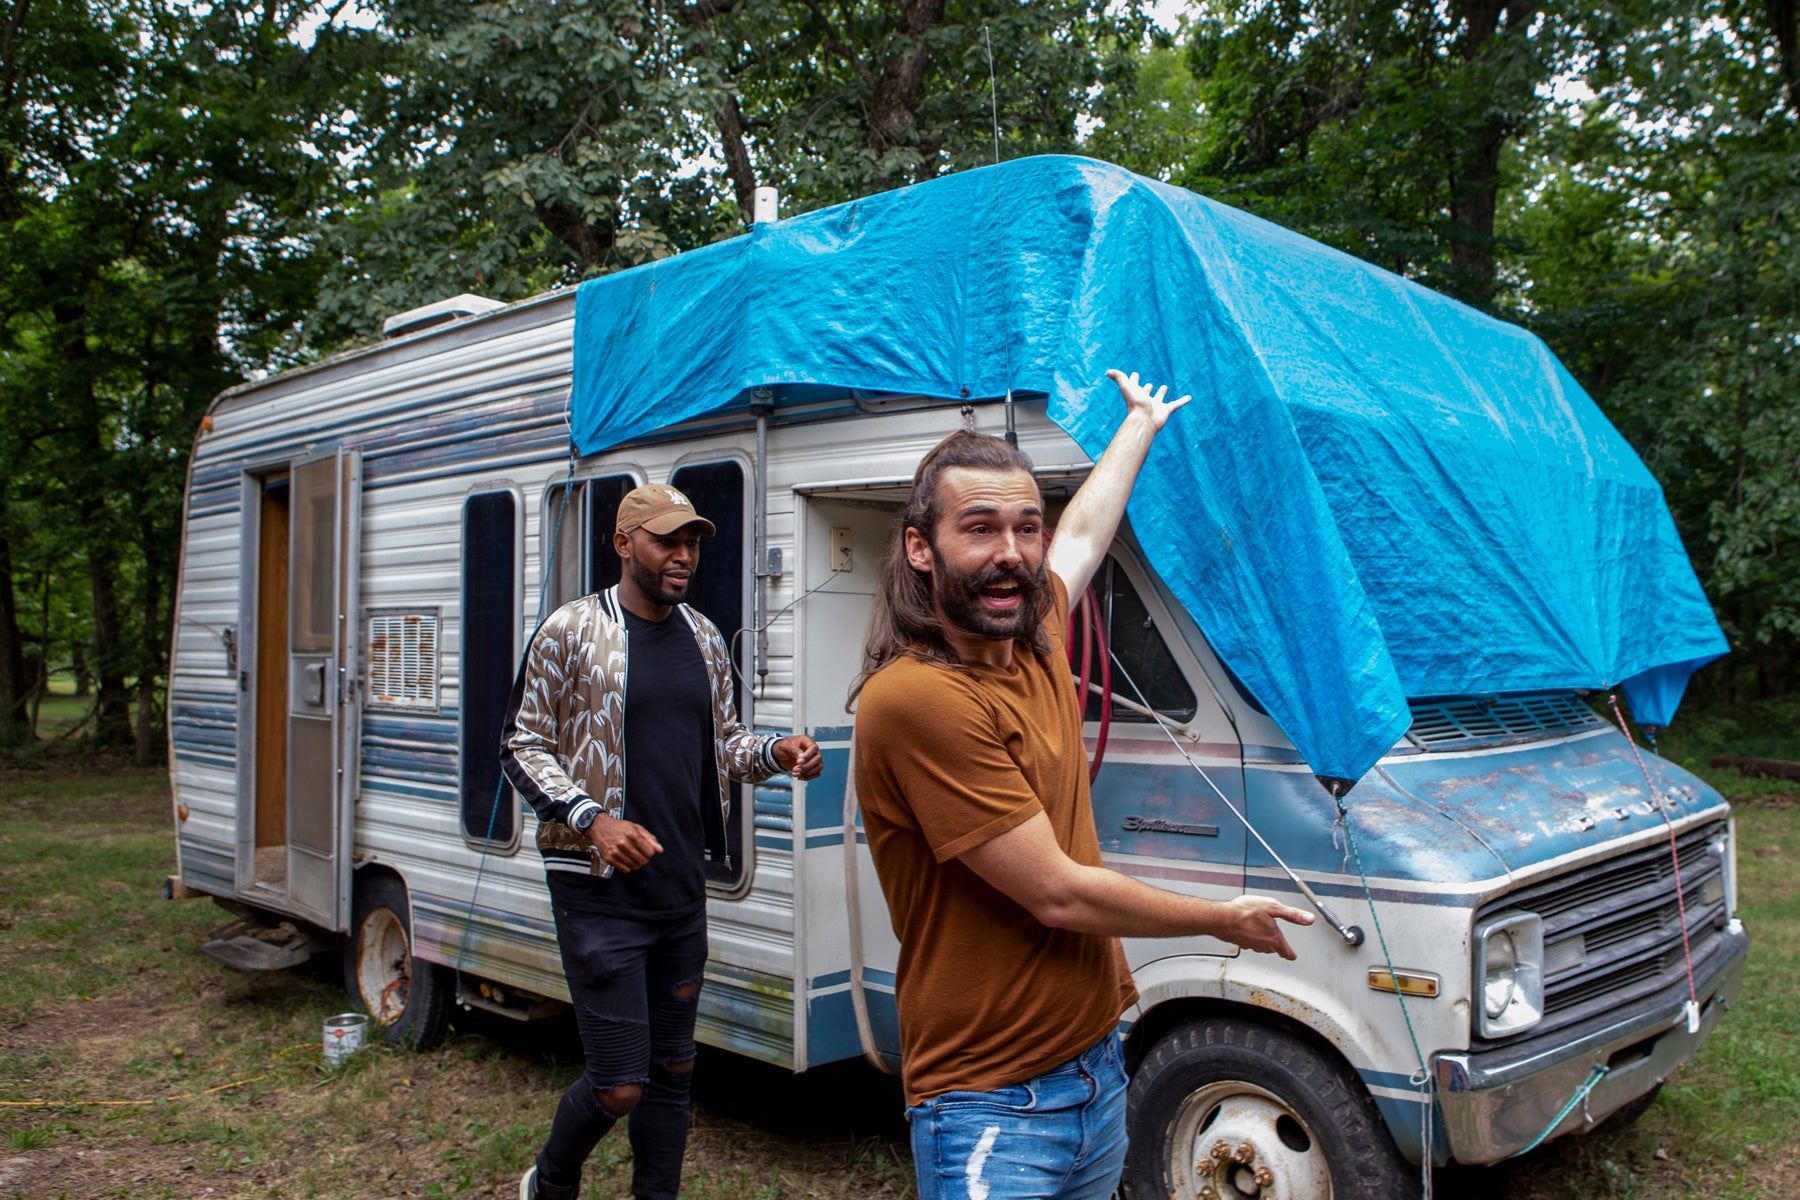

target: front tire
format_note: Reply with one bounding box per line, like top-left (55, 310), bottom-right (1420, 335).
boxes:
top-left (343, 873), bottom-right (452, 1049)
top-left (1121, 1018), bottom-right (1420, 1200)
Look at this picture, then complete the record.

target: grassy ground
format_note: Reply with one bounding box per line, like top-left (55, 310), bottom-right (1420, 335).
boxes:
top-left (0, 730), bottom-right (1795, 1199)
top-left (0, 763), bottom-right (913, 1199)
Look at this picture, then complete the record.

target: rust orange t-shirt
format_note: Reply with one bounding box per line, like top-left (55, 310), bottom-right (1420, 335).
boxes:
top-left (853, 576), bottom-right (1137, 1105)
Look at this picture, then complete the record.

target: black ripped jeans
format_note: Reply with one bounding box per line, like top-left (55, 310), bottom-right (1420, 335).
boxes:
top-left (537, 877), bottom-right (709, 1200)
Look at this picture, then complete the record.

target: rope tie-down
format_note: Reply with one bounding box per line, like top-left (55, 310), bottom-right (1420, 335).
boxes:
top-left (1607, 693), bottom-right (1703, 1035)
top-left (1331, 784), bottom-right (1436, 1200)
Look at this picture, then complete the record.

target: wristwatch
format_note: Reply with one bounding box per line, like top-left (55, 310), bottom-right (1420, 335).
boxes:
top-left (572, 807), bottom-right (598, 833)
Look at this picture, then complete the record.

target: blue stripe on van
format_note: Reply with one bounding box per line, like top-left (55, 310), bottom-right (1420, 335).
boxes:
top-left (806, 985), bottom-right (902, 1069)
top-left (178, 834), bottom-right (234, 896)
top-left (360, 777), bottom-right (458, 804)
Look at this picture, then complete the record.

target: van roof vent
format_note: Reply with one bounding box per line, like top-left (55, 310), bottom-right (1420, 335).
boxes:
top-left (1404, 692), bottom-right (1605, 751)
top-left (381, 293), bottom-right (506, 338)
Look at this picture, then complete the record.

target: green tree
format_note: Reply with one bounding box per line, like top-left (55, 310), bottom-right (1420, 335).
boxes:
top-left (1, 0), bottom-right (379, 759)
top-left (313, 0), bottom-right (1148, 339)
top-left (1507, 0), bottom-right (1800, 699)
top-left (1098, 0), bottom-right (1800, 701)
top-left (1098, 0), bottom-right (1553, 306)
top-left (690, 0), bottom-right (1148, 214)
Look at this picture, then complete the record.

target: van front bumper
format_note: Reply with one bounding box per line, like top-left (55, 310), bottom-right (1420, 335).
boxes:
top-left (1434, 920), bottom-right (1748, 1165)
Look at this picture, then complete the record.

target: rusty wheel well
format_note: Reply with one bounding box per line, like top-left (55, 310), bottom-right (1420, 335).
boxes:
top-left (1122, 997), bottom-right (1402, 1141)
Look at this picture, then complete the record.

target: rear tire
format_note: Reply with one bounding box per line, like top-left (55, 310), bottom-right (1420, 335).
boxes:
top-left (343, 873), bottom-right (452, 1049)
top-left (1121, 1018), bottom-right (1420, 1200)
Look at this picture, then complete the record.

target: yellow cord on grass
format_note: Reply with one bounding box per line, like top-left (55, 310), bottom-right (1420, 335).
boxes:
top-left (0, 1042), bottom-right (319, 1108)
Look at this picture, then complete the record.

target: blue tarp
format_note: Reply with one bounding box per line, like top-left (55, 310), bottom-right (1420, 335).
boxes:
top-left (570, 155), bottom-right (1725, 783)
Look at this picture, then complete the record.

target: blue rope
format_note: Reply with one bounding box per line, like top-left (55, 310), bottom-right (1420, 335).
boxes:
top-left (1338, 793), bottom-right (1435, 1197)
top-left (1510, 1064), bottom-right (1610, 1158)
top-left (452, 459), bottom-right (577, 986)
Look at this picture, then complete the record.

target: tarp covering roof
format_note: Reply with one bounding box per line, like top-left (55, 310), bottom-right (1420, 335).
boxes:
top-left (571, 155), bottom-right (1725, 783)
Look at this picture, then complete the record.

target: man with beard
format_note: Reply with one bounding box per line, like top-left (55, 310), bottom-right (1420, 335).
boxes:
top-left (501, 483), bottom-right (822, 1200)
top-left (851, 370), bottom-right (1312, 1200)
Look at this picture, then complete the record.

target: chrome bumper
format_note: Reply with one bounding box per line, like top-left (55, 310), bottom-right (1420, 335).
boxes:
top-left (1435, 921), bottom-right (1749, 1165)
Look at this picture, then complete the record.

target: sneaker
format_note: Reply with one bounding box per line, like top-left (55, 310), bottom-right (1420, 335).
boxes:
top-left (518, 1164), bottom-right (537, 1200)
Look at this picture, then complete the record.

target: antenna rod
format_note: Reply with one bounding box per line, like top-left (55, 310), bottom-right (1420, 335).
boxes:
top-left (984, 24), bottom-right (1017, 445)
top-left (983, 26), bottom-right (1001, 168)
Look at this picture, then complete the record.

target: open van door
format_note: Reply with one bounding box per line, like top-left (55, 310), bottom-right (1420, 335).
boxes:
top-left (284, 449), bottom-right (361, 929)
top-left (239, 448), bottom-right (361, 932)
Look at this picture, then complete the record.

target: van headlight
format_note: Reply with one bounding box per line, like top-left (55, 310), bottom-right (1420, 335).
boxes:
top-left (1475, 913), bottom-right (1544, 1037)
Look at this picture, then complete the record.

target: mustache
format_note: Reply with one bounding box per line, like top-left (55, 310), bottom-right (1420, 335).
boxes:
top-left (971, 561), bottom-right (1039, 589)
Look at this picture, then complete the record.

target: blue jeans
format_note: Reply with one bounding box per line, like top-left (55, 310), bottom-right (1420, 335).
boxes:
top-left (907, 1032), bottom-right (1128, 1200)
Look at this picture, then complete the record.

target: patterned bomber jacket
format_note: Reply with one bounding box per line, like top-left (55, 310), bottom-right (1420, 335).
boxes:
top-left (498, 586), bottom-right (784, 876)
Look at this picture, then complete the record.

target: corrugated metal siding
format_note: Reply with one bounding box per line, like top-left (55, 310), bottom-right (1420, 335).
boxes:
top-left (169, 293), bottom-right (805, 1065)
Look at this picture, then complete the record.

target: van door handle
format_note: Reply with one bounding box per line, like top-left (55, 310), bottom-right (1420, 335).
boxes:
top-left (304, 662), bottom-right (326, 706)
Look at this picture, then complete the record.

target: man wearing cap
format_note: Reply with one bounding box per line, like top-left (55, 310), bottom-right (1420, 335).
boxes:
top-left (501, 483), bottom-right (822, 1200)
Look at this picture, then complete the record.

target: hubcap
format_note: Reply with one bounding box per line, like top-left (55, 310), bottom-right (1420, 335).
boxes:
top-left (1167, 1081), bottom-right (1332, 1200)
top-left (353, 907), bottom-right (412, 1025)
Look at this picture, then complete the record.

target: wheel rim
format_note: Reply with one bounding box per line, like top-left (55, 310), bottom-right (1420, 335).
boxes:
top-left (1166, 1080), bottom-right (1332, 1200)
top-left (353, 907), bottom-right (412, 1026)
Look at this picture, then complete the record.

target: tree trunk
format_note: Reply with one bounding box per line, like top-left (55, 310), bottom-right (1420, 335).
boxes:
top-left (56, 299), bottom-right (134, 750)
top-left (1769, 0), bottom-right (1799, 115)
top-left (134, 509), bottom-right (163, 766)
top-left (865, 0), bottom-right (948, 157)
top-left (85, 519), bottom-right (133, 750)
top-left (0, 512), bottom-right (31, 749)
top-left (714, 90), bottom-right (758, 216)
top-left (1446, 0), bottom-right (1538, 308)
top-left (1448, 129), bottom-right (1504, 305)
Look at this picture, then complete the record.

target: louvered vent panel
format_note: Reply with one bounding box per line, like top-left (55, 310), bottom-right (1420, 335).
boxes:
top-left (367, 612), bottom-right (439, 709)
top-left (1405, 692), bottom-right (1605, 751)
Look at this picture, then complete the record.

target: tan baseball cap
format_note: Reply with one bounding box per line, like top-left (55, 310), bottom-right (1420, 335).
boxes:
top-left (615, 484), bottom-right (716, 536)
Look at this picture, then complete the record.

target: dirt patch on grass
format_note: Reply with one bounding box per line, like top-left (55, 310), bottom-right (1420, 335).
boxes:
top-left (1741, 790), bottom-right (1799, 810)
top-left (0, 957), bottom-right (914, 1199)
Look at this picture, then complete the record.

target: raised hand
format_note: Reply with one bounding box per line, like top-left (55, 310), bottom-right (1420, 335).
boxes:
top-left (1105, 368), bottom-right (1192, 431)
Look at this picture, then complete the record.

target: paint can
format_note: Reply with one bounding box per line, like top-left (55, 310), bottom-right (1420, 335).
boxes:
top-left (322, 1013), bottom-right (369, 1066)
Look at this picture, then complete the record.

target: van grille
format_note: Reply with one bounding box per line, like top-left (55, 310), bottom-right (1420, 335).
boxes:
top-left (1471, 820), bottom-right (1730, 1050)
top-left (1405, 692), bottom-right (1604, 751)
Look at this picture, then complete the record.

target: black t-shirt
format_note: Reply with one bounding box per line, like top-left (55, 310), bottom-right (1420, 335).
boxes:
top-left (588, 607), bottom-right (717, 918)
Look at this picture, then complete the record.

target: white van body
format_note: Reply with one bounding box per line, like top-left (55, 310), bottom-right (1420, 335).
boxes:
top-left (169, 288), bottom-right (1746, 1196)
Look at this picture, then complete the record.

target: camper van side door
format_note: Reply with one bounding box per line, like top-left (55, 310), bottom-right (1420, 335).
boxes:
top-left (284, 448), bottom-right (361, 930)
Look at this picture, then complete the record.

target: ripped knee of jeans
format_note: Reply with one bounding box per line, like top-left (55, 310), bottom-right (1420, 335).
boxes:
top-left (595, 1080), bottom-right (644, 1117)
top-left (670, 975), bottom-right (703, 1002)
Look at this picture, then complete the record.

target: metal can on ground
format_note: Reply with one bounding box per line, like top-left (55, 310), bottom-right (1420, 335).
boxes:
top-left (322, 1012), bottom-right (369, 1067)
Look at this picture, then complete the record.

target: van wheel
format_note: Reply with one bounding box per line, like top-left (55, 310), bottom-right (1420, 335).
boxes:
top-left (1121, 1018), bottom-right (1420, 1200)
top-left (344, 874), bottom-right (452, 1050)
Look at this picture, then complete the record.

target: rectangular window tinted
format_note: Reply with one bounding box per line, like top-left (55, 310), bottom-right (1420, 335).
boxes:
top-left (461, 491), bottom-right (518, 846)
top-left (1078, 557), bottom-right (1197, 723)
top-left (667, 461), bottom-right (748, 886)
top-left (585, 475), bottom-right (635, 594)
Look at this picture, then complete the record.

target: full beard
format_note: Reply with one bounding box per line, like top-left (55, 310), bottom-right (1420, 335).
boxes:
top-left (933, 554), bottom-right (1047, 644)
top-left (628, 555), bottom-right (690, 608)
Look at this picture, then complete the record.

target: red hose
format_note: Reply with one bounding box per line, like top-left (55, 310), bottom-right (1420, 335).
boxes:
top-left (1088, 585), bottom-right (1111, 783)
top-left (1067, 585), bottom-right (1112, 784)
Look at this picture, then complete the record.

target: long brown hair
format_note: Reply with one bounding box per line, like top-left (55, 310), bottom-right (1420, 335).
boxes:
top-left (847, 430), bottom-right (1052, 706)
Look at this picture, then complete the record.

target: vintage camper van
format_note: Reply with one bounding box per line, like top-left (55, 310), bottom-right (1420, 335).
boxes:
top-left (167, 158), bottom-right (1747, 1199)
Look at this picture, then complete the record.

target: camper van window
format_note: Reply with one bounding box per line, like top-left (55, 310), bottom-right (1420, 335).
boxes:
top-left (1083, 556), bottom-right (1197, 724)
top-left (584, 475), bottom-right (635, 594)
top-left (460, 491), bottom-right (519, 848)
top-left (667, 459), bottom-right (749, 886)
